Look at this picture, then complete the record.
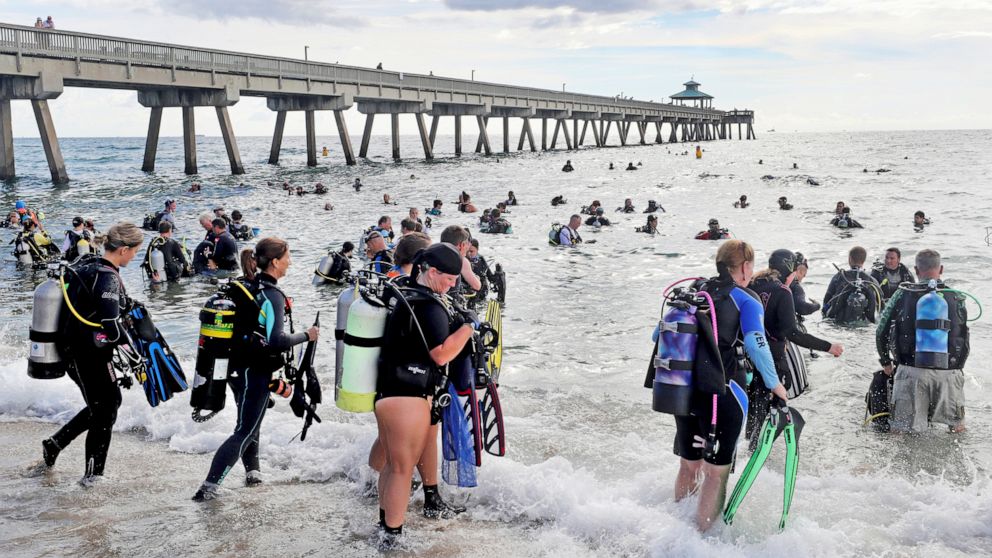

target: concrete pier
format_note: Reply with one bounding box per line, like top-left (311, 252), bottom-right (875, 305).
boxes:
top-left (0, 22), bottom-right (754, 182)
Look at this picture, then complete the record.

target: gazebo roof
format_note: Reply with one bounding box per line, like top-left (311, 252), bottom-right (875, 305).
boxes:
top-left (670, 89), bottom-right (713, 99)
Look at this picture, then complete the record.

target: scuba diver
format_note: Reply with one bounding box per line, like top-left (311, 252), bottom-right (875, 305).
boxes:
top-left (206, 219), bottom-right (239, 273)
top-left (562, 160), bottom-right (575, 172)
top-left (408, 207), bottom-right (423, 227)
top-left (694, 218), bottom-right (731, 240)
top-left (635, 214), bottom-right (659, 235)
top-left (505, 191), bottom-right (518, 206)
top-left (385, 233), bottom-right (431, 279)
top-left (228, 210), bottom-right (254, 241)
top-left (778, 196), bottom-right (793, 210)
top-left (365, 230), bottom-right (394, 274)
top-left (15, 199), bottom-right (45, 231)
top-left (481, 208), bottom-right (512, 234)
top-left (462, 238), bottom-right (494, 302)
top-left (870, 247), bottom-right (916, 301)
top-left (913, 210), bottom-right (931, 231)
top-left (733, 195), bottom-right (749, 209)
top-left (62, 216), bottom-right (91, 262)
top-left (213, 207), bottom-right (232, 226)
top-left (426, 199), bottom-right (443, 216)
top-left (191, 213), bottom-right (216, 274)
top-left (374, 243), bottom-right (474, 547)
top-left (193, 238), bottom-right (320, 501)
top-left (354, 178), bottom-right (363, 192)
top-left (383, 193), bottom-right (396, 205)
top-left (644, 200), bottom-right (664, 214)
top-left (580, 200), bottom-right (602, 215)
top-left (141, 221), bottom-right (191, 283)
top-left (694, 146), bottom-right (702, 159)
top-left (833, 201), bottom-right (846, 216)
top-left (746, 250), bottom-right (843, 448)
top-left (457, 193), bottom-right (478, 213)
top-left (822, 246), bottom-right (881, 324)
top-left (647, 240), bottom-right (788, 532)
top-left (400, 219), bottom-right (420, 237)
top-left (551, 195), bottom-right (567, 207)
top-left (625, 162), bottom-right (637, 171)
top-left (142, 200), bottom-right (176, 232)
top-left (313, 241), bottom-right (354, 285)
top-left (40, 223), bottom-right (146, 486)
top-left (3, 210), bottom-right (19, 228)
top-left (549, 215), bottom-right (583, 246)
top-left (609, 162), bottom-right (615, 170)
top-left (585, 207), bottom-right (612, 228)
top-left (874, 249), bottom-right (970, 433)
top-left (314, 183), bottom-right (328, 195)
top-left (617, 199), bottom-right (636, 213)
top-left (830, 207), bottom-right (863, 229)
top-left (439, 225), bottom-right (482, 295)
top-left (14, 219), bottom-right (60, 266)
top-left (790, 252), bottom-right (820, 317)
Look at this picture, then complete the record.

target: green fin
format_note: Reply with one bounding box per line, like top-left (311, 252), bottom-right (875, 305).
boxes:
top-left (723, 410), bottom-right (778, 525)
top-left (779, 408), bottom-right (804, 530)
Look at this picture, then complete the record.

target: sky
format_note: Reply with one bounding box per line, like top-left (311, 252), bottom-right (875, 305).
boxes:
top-left (3, 0), bottom-right (991, 137)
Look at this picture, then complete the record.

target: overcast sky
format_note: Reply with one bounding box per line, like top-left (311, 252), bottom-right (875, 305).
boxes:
top-left (4, 0), bottom-right (991, 137)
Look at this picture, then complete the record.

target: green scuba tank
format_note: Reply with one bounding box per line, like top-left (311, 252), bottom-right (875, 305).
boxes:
top-left (191, 293), bottom-right (236, 421)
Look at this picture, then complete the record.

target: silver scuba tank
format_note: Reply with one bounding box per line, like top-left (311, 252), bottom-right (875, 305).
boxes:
top-left (150, 248), bottom-right (166, 280)
top-left (334, 286), bottom-right (357, 402)
top-left (28, 278), bottom-right (67, 379)
top-left (15, 236), bottom-right (33, 265)
top-left (313, 254), bottom-right (334, 286)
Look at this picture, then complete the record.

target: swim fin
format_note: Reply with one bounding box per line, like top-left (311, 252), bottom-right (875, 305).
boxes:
top-left (780, 408), bottom-right (805, 530)
top-left (485, 299), bottom-right (502, 382)
top-left (129, 304), bottom-right (187, 407)
top-left (479, 377), bottom-right (506, 457)
top-left (723, 406), bottom-right (779, 525)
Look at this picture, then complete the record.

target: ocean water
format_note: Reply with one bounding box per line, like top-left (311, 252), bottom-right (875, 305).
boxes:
top-left (1, 129), bottom-right (991, 557)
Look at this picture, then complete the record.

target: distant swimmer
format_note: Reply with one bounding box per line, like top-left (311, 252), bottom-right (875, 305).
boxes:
top-left (694, 218), bottom-right (731, 240)
top-left (324, 203), bottom-right (334, 211)
top-left (830, 207), bottom-right (863, 229)
top-left (458, 193), bottom-right (478, 213)
top-left (617, 198), bottom-right (636, 213)
top-left (635, 214), bottom-right (659, 235)
top-left (505, 191), bottom-right (518, 206)
top-left (695, 146), bottom-right (702, 159)
top-left (322, 146), bottom-right (329, 157)
top-left (609, 162), bottom-right (615, 170)
top-left (314, 183), bottom-right (328, 195)
top-left (426, 199), bottom-right (443, 216)
top-left (733, 195), bottom-right (749, 209)
top-left (188, 182), bottom-right (202, 193)
top-left (806, 178), bottom-right (820, 186)
top-left (354, 178), bottom-right (363, 192)
top-left (792, 162), bottom-right (798, 169)
top-left (758, 159), bottom-right (763, 165)
top-left (644, 200), bottom-right (665, 213)
top-left (581, 200), bottom-right (602, 215)
top-left (383, 193), bottom-right (396, 205)
top-left (834, 201), bottom-right (847, 216)
top-left (409, 174), bottom-right (416, 180)
top-left (913, 210), bottom-right (931, 231)
top-left (778, 196), bottom-right (793, 210)
top-left (585, 207), bottom-right (611, 228)
top-left (562, 160), bottom-right (575, 172)
top-left (626, 162), bottom-right (638, 171)
top-left (551, 195), bottom-right (567, 207)
top-left (637, 161), bottom-right (643, 166)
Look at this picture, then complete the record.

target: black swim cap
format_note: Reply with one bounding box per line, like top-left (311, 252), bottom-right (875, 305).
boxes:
top-left (769, 249), bottom-right (796, 278)
top-left (416, 242), bottom-right (463, 276)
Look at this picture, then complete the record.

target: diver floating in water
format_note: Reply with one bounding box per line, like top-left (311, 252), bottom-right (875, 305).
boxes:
top-left (734, 195), bottom-right (749, 209)
top-left (635, 214), bottom-right (659, 235)
top-left (694, 218), bottom-right (731, 240)
top-left (830, 207), bottom-right (863, 229)
top-left (778, 196), bottom-right (793, 210)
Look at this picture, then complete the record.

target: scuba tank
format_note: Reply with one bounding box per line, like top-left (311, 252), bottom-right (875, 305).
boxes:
top-left (150, 247), bottom-right (166, 281)
top-left (652, 292), bottom-right (699, 416)
top-left (190, 293), bottom-right (237, 421)
top-left (76, 238), bottom-right (90, 258)
top-left (337, 293), bottom-right (388, 413)
top-left (14, 234), bottom-right (33, 265)
top-left (915, 280), bottom-right (950, 369)
top-left (313, 253), bottom-right (334, 286)
top-left (334, 286), bottom-right (357, 402)
top-left (27, 277), bottom-right (67, 379)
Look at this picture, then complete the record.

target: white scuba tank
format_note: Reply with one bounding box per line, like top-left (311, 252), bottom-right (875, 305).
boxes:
top-left (15, 236), bottom-right (33, 265)
top-left (334, 286), bottom-right (357, 402)
top-left (150, 248), bottom-right (166, 279)
top-left (337, 296), bottom-right (387, 412)
top-left (313, 254), bottom-right (334, 286)
top-left (27, 278), bottom-right (67, 379)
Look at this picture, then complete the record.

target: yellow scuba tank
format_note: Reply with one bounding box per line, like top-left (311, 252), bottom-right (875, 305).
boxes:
top-left (337, 294), bottom-right (387, 412)
top-left (27, 276), bottom-right (67, 379)
top-left (190, 292), bottom-right (237, 421)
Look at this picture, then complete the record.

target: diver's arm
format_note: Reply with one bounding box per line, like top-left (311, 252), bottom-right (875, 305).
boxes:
top-left (778, 290), bottom-right (831, 351)
top-left (261, 290), bottom-right (309, 350)
top-left (734, 289), bottom-right (781, 392)
top-left (460, 257), bottom-right (482, 290)
top-left (93, 271), bottom-right (127, 345)
top-left (822, 274), bottom-right (840, 315)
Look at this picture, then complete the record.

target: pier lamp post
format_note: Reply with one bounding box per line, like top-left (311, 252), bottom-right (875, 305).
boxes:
top-left (471, 69), bottom-right (475, 81)
top-left (562, 83), bottom-right (566, 92)
top-left (304, 45), bottom-right (309, 61)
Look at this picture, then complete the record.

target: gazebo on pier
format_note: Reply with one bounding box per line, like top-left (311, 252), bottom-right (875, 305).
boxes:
top-left (670, 79), bottom-right (713, 109)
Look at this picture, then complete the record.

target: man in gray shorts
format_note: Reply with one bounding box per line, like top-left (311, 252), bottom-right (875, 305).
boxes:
top-left (875, 249), bottom-right (970, 433)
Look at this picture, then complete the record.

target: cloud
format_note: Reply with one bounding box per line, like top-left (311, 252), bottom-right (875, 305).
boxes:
top-left (444, 0), bottom-right (668, 14)
top-left (156, 0), bottom-right (368, 27)
top-left (931, 30), bottom-right (992, 40)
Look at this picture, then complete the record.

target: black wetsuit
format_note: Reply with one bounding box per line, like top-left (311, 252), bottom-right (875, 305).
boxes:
top-left (747, 276), bottom-right (832, 447)
top-left (203, 273), bottom-right (308, 486)
top-left (192, 231), bottom-right (216, 274)
top-left (790, 281), bottom-right (820, 317)
top-left (211, 232), bottom-right (239, 271)
top-left (50, 257), bottom-right (129, 477)
top-left (326, 251), bottom-right (351, 282)
top-left (144, 236), bottom-right (188, 281)
top-left (871, 264), bottom-right (915, 301)
top-left (377, 284), bottom-right (458, 400)
top-left (823, 268), bottom-right (879, 323)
